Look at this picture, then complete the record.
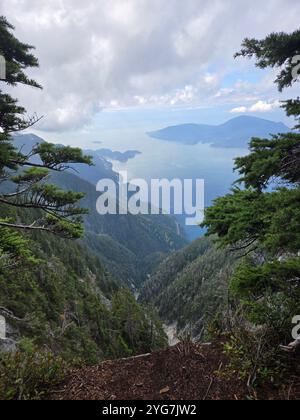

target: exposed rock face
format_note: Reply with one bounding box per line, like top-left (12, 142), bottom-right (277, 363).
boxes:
top-left (0, 319), bottom-right (19, 353)
top-left (0, 338), bottom-right (17, 353)
top-left (0, 315), bottom-right (5, 340)
top-left (163, 323), bottom-right (180, 346)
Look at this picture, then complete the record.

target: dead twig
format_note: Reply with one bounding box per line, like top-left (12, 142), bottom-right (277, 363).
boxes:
top-left (203, 378), bottom-right (214, 401)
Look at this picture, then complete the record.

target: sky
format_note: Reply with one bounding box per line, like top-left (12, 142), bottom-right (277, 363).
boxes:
top-left (1, 0), bottom-right (300, 146)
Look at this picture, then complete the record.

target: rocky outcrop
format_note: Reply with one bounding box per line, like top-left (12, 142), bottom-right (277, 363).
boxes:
top-left (0, 320), bottom-right (18, 353)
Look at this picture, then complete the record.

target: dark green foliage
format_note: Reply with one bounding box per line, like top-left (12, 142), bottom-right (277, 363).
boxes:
top-left (202, 29), bottom-right (300, 384)
top-left (0, 208), bottom-right (167, 363)
top-left (0, 16), bottom-right (40, 87)
top-left (282, 98), bottom-right (300, 129)
top-left (0, 339), bottom-right (67, 400)
top-left (111, 290), bottom-right (167, 357)
top-left (83, 232), bottom-right (141, 286)
top-left (235, 29), bottom-right (300, 91)
top-left (234, 134), bottom-right (300, 189)
top-left (0, 224), bottom-right (36, 269)
top-left (203, 187), bottom-right (300, 255)
top-left (141, 237), bottom-right (237, 338)
top-left (230, 258), bottom-right (300, 299)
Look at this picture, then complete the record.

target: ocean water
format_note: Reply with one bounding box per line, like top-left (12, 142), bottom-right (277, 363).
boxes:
top-left (95, 127), bottom-right (247, 241)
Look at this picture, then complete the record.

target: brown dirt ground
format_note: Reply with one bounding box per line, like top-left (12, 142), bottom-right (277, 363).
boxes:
top-left (49, 342), bottom-right (300, 401)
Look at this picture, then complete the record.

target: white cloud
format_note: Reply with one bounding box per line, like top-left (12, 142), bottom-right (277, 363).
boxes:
top-left (231, 100), bottom-right (281, 114)
top-left (0, 0), bottom-right (300, 131)
top-left (231, 106), bottom-right (248, 114)
top-left (249, 100), bottom-right (280, 112)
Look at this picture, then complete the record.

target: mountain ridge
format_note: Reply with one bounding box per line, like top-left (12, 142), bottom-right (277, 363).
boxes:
top-left (92, 148), bottom-right (142, 163)
top-left (148, 115), bottom-right (290, 148)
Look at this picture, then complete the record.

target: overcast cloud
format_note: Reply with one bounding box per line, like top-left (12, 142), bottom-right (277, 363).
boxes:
top-left (1, 0), bottom-right (300, 132)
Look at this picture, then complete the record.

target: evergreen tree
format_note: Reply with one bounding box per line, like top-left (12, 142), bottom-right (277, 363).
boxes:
top-left (0, 17), bottom-right (92, 267)
top-left (202, 29), bottom-right (300, 350)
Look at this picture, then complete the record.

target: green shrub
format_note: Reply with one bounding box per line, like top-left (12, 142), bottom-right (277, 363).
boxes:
top-left (0, 339), bottom-right (67, 400)
top-left (223, 316), bottom-right (295, 388)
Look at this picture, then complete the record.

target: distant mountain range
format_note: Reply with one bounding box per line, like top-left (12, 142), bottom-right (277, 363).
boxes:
top-left (148, 116), bottom-right (290, 148)
top-left (12, 134), bottom-right (119, 185)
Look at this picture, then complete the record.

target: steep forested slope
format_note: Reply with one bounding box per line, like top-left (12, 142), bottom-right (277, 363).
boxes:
top-left (50, 171), bottom-right (187, 286)
top-left (141, 237), bottom-right (237, 338)
top-left (0, 206), bottom-right (167, 363)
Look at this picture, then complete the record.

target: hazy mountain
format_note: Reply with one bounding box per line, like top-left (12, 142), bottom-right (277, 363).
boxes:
top-left (12, 134), bottom-right (118, 185)
top-left (148, 116), bottom-right (290, 148)
top-left (92, 148), bottom-right (141, 163)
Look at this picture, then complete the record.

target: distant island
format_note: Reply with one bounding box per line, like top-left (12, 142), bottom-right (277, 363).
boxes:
top-left (95, 148), bottom-right (142, 163)
top-left (147, 116), bottom-right (290, 149)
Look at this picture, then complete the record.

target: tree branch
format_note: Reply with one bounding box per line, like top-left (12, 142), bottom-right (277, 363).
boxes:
top-left (0, 306), bottom-right (28, 322)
